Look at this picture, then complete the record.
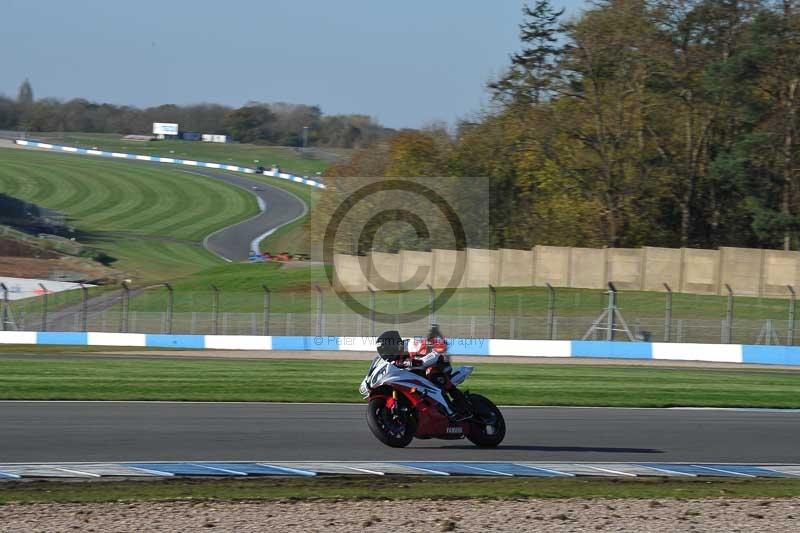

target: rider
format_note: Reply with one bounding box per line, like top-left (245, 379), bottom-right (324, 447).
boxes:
top-left (399, 325), bottom-right (471, 421)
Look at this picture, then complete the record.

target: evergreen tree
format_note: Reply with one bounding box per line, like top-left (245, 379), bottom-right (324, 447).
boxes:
top-left (489, 0), bottom-right (564, 105)
top-left (17, 79), bottom-right (33, 107)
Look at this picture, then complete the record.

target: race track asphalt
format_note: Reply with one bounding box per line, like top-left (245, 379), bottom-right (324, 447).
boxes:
top-left (1, 402), bottom-right (798, 463)
top-left (187, 169), bottom-right (307, 261)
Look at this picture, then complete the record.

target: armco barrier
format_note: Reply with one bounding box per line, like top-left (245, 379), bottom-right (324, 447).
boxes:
top-left (2, 331), bottom-right (800, 366)
top-left (14, 140), bottom-right (326, 189)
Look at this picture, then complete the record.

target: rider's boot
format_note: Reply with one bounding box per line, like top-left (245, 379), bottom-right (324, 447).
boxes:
top-left (447, 387), bottom-right (472, 422)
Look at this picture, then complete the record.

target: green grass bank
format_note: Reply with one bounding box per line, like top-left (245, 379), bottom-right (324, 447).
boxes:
top-left (30, 132), bottom-right (340, 176)
top-left (0, 354), bottom-right (797, 407)
top-left (0, 148), bottom-right (262, 279)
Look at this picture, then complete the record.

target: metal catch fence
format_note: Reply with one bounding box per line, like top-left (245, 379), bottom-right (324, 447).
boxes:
top-left (1, 281), bottom-right (798, 345)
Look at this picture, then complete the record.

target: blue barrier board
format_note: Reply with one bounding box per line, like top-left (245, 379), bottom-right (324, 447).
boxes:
top-left (37, 332), bottom-right (88, 345)
top-left (572, 341), bottom-right (653, 359)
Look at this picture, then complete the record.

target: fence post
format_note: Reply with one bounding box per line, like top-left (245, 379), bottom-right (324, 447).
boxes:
top-left (262, 284), bottom-right (271, 336)
top-left (663, 283), bottom-right (672, 342)
top-left (210, 284), bottom-right (219, 335)
top-left (724, 284), bottom-right (734, 344)
top-left (606, 283), bottom-right (617, 341)
top-left (546, 282), bottom-right (555, 340)
top-left (164, 283), bottom-right (174, 334)
top-left (788, 285), bottom-right (796, 346)
top-left (427, 284), bottom-right (436, 325)
top-left (488, 285), bottom-right (497, 339)
top-left (0, 283), bottom-right (8, 331)
top-left (80, 283), bottom-right (88, 332)
top-left (368, 286), bottom-right (376, 338)
top-left (314, 285), bottom-right (323, 336)
top-left (39, 283), bottom-right (48, 332)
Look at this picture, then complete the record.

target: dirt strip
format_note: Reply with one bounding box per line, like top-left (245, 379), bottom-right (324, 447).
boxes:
top-left (1, 498), bottom-right (798, 532)
top-left (88, 349), bottom-right (800, 371)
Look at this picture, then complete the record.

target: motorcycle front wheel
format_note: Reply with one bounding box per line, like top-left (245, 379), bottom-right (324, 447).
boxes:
top-left (366, 397), bottom-right (416, 448)
top-left (465, 393), bottom-right (506, 448)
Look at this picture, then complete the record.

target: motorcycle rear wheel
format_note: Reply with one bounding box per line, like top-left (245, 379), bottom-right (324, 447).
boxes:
top-left (366, 397), bottom-right (416, 448)
top-left (465, 393), bottom-right (506, 448)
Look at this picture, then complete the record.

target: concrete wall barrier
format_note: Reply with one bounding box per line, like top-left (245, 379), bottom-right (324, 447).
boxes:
top-left (3, 331), bottom-right (799, 366)
top-left (334, 243), bottom-right (800, 299)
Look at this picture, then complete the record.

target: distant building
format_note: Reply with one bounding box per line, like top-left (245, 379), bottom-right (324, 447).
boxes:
top-left (180, 132), bottom-right (202, 141)
top-left (201, 134), bottom-right (228, 144)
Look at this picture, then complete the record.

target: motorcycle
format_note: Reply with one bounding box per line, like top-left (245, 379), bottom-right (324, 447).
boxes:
top-left (359, 333), bottom-right (506, 448)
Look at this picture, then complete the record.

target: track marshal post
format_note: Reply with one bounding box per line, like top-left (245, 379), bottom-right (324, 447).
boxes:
top-left (164, 283), bottom-right (174, 335)
top-left (788, 285), bottom-right (796, 346)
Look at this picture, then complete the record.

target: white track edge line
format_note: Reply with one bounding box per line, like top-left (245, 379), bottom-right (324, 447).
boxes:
top-left (55, 467), bottom-right (101, 478)
top-left (637, 465), bottom-right (696, 477)
top-left (124, 466), bottom-right (176, 476)
top-left (515, 464), bottom-right (575, 477)
top-left (398, 465), bottom-right (451, 476)
top-left (462, 465), bottom-right (514, 476)
top-left (255, 463), bottom-right (317, 476)
top-left (691, 465), bottom-right (755, 478)
top-left (582, 465), bottom-right (638, 477)
top-left (188, 463), bottom-right (248, 476)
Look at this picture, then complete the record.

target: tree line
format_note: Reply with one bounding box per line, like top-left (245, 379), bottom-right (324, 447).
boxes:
top-left (329, 0), bottom-right (800, 251)
top-left (0, 80), bottom-right (391, 148)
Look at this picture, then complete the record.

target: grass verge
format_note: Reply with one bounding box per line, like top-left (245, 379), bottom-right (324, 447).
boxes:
top-left (30, 132), bottom-right (338, 176)
top-left (92, 260), bottom-right (797, 325)
top-left (0, 148), bottom-right (258, 280)
top-left (0, 354), bottom-right (797, 407)
top-left (2, 477), bottom-right (800, 503)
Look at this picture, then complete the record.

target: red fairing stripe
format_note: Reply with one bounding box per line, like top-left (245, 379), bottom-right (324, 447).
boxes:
top-left (368, 386), bottom-right (423, 407)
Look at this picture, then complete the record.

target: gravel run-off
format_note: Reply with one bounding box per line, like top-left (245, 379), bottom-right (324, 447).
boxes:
top-left (1, 498), bottom-right (799, 532)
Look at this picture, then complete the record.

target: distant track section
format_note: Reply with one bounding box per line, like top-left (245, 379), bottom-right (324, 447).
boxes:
top-left (11, 140), bottom-right (312, 261)
top-left (189, 169), bottom-right (307, 261)
top-left (14, 139), bottom-right (326, 189)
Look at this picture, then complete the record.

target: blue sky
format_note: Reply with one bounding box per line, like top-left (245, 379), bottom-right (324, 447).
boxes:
top-left (2, 0), bottom-right (585, 128)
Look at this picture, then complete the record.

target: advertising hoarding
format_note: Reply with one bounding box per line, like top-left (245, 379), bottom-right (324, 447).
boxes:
top-left (153, 122), bottom-right (179, 135)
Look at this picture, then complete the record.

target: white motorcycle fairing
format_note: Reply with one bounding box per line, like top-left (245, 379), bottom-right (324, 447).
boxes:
top-left (450, 365), bottom-right (474, 386)
top-left (359, 356), bottom-right (474, 416)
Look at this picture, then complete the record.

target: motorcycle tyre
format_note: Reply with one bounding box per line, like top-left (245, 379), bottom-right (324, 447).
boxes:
top-left (465, 393), bottom-right (506, 448)
top-left (366, 397), bottom-right (416, 448)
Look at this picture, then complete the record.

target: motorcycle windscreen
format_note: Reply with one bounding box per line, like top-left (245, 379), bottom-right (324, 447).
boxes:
top-left (450, 366), bottom-right (474, 386)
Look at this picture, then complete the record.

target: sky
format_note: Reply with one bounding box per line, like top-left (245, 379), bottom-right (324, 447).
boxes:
top-left (2, 0), bottom-right (585, 129)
